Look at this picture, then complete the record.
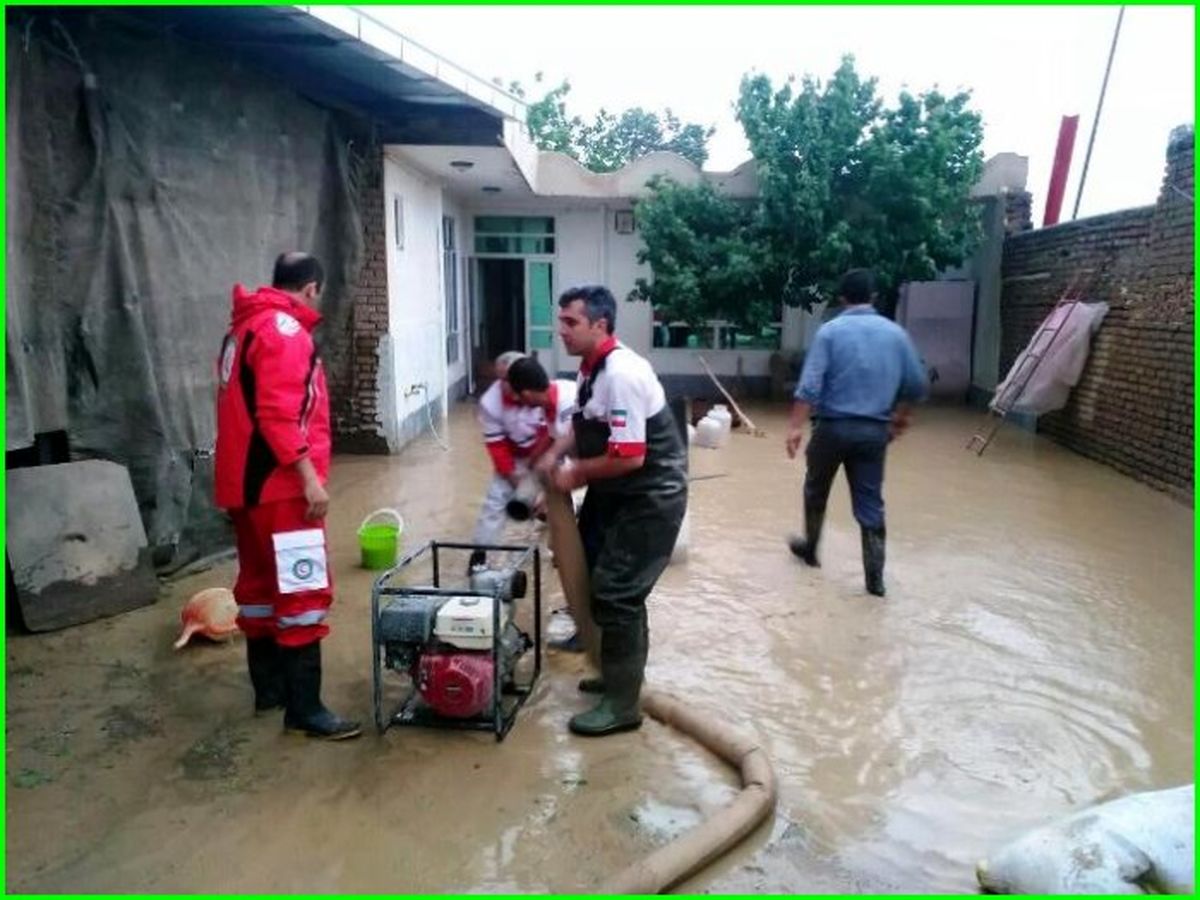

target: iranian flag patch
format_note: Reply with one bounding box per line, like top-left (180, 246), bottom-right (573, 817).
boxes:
top-left (610, 409), bottom-right (628, 428)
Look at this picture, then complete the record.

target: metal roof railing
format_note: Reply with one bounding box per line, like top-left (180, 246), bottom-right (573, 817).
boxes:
top-left (297, 5), bottom-right (527, 122)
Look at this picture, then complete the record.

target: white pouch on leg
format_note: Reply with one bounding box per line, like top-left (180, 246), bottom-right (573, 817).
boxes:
top-left (273, 529), bottom-right (330, 594)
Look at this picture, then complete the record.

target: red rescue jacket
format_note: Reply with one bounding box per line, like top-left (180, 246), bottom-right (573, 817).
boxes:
top-left (214, 285), bottom-right (330, 510)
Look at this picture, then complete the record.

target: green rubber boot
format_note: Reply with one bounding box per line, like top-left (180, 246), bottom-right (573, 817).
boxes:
top-left (569, 621), bottom-right (646, 737)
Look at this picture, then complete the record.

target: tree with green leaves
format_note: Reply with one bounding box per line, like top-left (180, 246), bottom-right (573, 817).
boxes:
top-left (628, 178), bottom-right (771, 331)
top-left (500, 73), bottom-right (715, 171)
top-left (633, 56), bottom-right (985, 323)
top-left (577, 107), bottom-right (713, 172)
top-left (497, 75), bottom-right (581, 156)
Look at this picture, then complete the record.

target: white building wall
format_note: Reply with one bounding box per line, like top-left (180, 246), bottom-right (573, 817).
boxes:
top-left (553, 207), bottom-right (603, 374)
top-left (605, 205), bottom-right (655, 360)
top-left (553, 206), bottom-right (603, 289)
top-left (462, 199), bottom-right (817, 384)
top-left (377, 141), bottom-right (1014, 413)
top-left (382, 152), bottom-right (447, 450)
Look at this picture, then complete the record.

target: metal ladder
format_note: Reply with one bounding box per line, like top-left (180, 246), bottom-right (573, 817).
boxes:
top-left (967, 281), bottom-right (1085, 456)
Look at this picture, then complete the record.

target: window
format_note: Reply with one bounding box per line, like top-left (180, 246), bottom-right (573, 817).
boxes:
top-left (652, 320), bottom-right (783, 350)
top-left (652, 297), bottom-right (784, 350)
top-left (393, 195), bottom-right (404, 250)
top-left (474, 216), bottom-right (555, 254)
top-left (442, 217), bottom-right (459, 365)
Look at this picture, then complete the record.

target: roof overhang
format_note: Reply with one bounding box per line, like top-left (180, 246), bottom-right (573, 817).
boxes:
top-left (81, 5), bottom-right (526, 145)
top-left (390, 145), bottom-right (538, 201)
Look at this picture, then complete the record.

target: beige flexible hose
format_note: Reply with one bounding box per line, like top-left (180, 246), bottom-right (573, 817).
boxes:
top-left (599, 691), bottom-right (777, 893)
top-left (544, 486), bottom-right (778, 893)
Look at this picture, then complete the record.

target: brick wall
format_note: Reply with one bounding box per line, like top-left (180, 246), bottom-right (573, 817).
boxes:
top-left (330, 145), bottom-right (390, 453)
top-left (999, 128), bottom-right (1194, 499)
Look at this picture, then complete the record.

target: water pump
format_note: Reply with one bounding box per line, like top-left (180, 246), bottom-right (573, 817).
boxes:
top-left (370, 541), bottom-right (542, 740)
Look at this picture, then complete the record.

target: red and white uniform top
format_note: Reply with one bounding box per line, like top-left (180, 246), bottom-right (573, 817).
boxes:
top-left (576, 337), bottom-right (666, 459)
top-left (479, 378), bottom-right (577, 477)
top-left (214, 285), bottom-right (329, 510)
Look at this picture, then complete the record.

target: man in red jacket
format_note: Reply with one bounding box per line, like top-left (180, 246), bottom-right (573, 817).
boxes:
top-left (215, 252), bottom-right (359, 740)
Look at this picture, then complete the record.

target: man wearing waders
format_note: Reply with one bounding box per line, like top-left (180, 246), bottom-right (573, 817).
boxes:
top-left (785, 268), bottom-right (928, 597)
top-left (538, 285), bottom-right (687, 736)
top-left (215, 252), bottom-right (360, 740)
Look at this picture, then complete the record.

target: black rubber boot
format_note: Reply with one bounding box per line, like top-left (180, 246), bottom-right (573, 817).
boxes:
top-left (247, 637), bottom-right (285, 714)
top-left (282, 642), bottom-right (362, 740)
top-left (569, 619), bottom-right (646, 736)
top-left (787, 506), bottom-right (825, 567)
top-left (861, 526), bottom-right (887, 597)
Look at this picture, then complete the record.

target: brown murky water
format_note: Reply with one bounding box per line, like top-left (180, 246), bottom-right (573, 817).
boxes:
top-left (6, 405), bottom-right (1193, 893)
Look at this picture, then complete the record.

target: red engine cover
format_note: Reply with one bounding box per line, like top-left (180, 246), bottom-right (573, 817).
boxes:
top-left (417, 651), bottom-right (495, 718)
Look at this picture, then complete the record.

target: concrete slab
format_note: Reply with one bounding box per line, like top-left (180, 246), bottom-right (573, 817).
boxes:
top-left (7, 460), bottom-right (159, 631)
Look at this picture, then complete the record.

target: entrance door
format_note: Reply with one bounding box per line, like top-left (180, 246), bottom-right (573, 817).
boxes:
top-left (526, 260), bottom-right (556, 373)
top-left (474, 258), bottom-right (525, 389)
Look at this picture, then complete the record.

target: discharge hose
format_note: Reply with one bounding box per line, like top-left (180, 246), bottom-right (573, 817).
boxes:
top-left (544, 485), bottom-right (777, 893)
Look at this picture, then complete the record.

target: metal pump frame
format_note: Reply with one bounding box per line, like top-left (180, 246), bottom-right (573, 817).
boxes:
top-left (370, 540), bottom-right (542, 741)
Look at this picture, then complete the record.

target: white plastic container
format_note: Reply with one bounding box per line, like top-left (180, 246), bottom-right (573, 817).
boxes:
top-left (546, 609), bottom-right (576, 642)
top-left (694, 415), bottom-right (723, 449)
top-left (708, 404), bottom-right (733, 446)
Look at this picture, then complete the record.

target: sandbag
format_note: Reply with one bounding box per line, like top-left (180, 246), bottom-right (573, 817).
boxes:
top-left (976, 783), bottom-right (1194, 894)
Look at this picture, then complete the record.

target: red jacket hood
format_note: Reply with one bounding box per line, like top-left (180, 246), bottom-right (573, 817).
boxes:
top-left (230, 284), bottom-right (322, 332)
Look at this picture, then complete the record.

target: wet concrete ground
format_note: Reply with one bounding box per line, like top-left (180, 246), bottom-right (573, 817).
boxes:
top-left (6, 404), bottom-right (1193, 892)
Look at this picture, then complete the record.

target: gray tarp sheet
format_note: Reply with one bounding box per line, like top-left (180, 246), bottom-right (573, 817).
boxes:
top-left (6, 11), bottom-right (368, 571)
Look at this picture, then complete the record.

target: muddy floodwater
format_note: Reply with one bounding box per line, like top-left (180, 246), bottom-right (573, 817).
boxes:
top-left (6, 404), bottom-right (1193, 893)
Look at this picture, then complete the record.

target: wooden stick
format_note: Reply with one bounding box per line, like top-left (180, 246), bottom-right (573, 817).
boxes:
top-left (695, 354), bottom-right (766, 437)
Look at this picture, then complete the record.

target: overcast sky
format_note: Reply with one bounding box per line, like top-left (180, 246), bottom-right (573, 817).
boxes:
top-left (376, 4), bottom-right (1194, 223)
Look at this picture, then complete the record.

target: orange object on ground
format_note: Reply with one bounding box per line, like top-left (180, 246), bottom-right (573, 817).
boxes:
top-left (174, 587), bottom-right (240, 649)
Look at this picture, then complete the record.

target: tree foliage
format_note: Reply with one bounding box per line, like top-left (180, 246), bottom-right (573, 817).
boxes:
top-left (579, 107), bottom-right (713, 172)
top-left (500, 73), bottom-right (715, 171)
top-left (632, 56), bottom-right (985, 323)
top-left (628, 178), bottom-right (772, 330)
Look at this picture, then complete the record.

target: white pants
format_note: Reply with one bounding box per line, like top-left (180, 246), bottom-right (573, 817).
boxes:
top-left (472, 462), bottom-right (529, 547)
top-left (472, 463), bottom-right (588, 547)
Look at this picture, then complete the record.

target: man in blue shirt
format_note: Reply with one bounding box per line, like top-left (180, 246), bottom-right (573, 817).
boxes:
top-left (785, 269), bottom-right (929, 596)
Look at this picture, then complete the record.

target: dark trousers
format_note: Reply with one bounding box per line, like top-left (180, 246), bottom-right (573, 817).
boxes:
top-left (804, 419), bottom-right (890, 530)
top-left (577, 487), bottom-right (687, 629)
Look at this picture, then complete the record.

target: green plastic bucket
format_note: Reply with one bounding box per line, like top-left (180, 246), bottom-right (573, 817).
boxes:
top-left (357, 508), bottom-right (403, 570)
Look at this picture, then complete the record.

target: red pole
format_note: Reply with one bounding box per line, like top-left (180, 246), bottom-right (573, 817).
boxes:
top-left (1043, 115), bottom-right (1079, 226)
